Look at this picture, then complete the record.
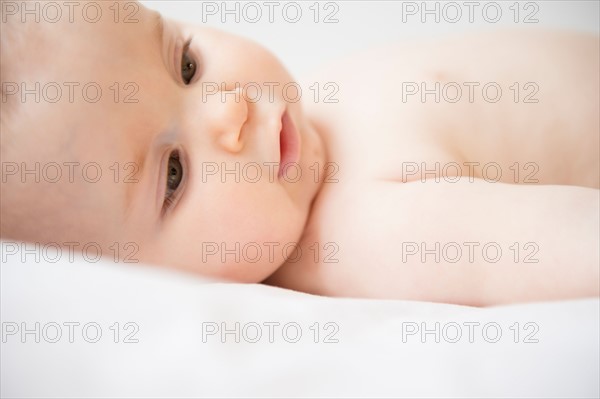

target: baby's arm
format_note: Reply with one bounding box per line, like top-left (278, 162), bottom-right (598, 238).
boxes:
top-left (345, 178), bottom-right (599, 306)
top-left (438, 30), bottom-right (599, 188)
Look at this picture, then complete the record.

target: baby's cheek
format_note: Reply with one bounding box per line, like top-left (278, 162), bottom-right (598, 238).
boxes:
top-left (197, 211), bottom-right (304, 282)
top-left (149, 180), bottom-right (306, 281)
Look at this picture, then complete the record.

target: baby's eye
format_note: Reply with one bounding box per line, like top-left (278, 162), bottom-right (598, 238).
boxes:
top-left (181, 42), bottom-right (197, 85)
top-left (165, 150), bottom-right (183, 208)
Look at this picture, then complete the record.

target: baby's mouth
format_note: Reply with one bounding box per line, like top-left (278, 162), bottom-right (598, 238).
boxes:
top-left (278, 109), bottom-right (300, 178)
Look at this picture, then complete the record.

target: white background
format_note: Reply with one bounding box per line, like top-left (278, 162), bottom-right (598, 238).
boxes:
top-left (141, 0), bottom-right (600, 75)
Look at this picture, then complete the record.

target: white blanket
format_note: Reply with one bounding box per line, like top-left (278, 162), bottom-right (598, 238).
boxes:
top-left (1, 243), bottom-right (598, 398)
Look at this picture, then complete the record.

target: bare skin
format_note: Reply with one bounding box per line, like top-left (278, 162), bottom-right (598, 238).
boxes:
top-left (265, 30), bottom-right (600, 306)
top-left (1, 1), bottom-right (597, 306)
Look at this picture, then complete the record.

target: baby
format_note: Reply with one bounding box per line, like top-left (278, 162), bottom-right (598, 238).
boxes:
top-left (1, 1), bottom-right (598, 306)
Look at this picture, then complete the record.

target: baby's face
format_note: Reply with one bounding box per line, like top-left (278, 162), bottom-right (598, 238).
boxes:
top-left (3, 2), bottom-right (325, 282)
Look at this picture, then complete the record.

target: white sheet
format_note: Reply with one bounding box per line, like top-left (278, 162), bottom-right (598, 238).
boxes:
top-left (142, 1), bottom-right (600, 76)
top-left (1, 242), bottom-right (598, 398)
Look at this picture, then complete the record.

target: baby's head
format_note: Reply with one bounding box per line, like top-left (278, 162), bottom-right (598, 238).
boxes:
top-left (1, 1), bottom-right (325, 282)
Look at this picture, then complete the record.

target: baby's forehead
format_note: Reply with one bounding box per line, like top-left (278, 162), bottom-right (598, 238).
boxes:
top-left (2, 3), bottom-right (166, 148)
top-left (2, 2), bottom-right (160, 80)
top-left (1, 3), bottom-right (163, 237)
top-left (1, 116), bottom-right (138, 246)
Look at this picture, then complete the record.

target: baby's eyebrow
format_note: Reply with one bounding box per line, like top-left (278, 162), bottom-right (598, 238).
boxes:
top-left (124, 11), bottom-right (166, 217)
top-left (152, 12), bottom-right (165, 45)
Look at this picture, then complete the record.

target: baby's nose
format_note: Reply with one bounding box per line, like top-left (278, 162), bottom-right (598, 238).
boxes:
top-left (203, 86), bottom-right (248, 154)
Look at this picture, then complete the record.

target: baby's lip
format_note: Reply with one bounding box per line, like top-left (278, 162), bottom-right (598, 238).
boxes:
top-left (278, 109), bottom-right (300, 178)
